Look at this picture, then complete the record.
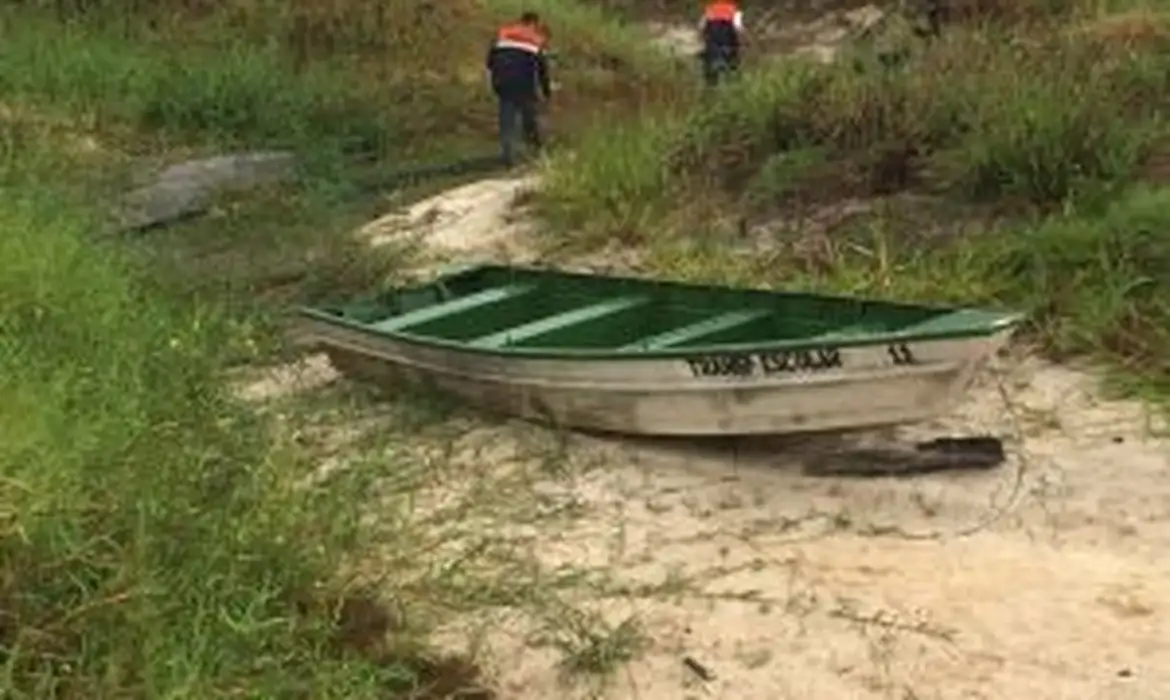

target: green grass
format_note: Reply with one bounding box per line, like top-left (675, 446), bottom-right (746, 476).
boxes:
top-left (536, 4), bottom-right (1170, 393)
top-left (0, 0), bottom-right (688, 309)
top-left (0, 0), bottom-right (685, 153)
top-left (15, 0), bottom-right (1170, 694)
top-left (0, 0), bottom-right (691, 696)
top-left (545, 26), bottom-right (1169, 229)
top-left (544, 609), bottom-right (646, 680)
top-left (0, 17), bottom-right (390, 153)
top-left (0, 138), bottom-right (397, 696)
top-left (983, 187), bottom-right (1170, 389)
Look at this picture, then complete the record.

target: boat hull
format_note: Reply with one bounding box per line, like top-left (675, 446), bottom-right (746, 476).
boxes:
top-left (298, 317), bottom-right (1012, 436)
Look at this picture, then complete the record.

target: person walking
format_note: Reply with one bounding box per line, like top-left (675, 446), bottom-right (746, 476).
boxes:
top-left (485, 11), bottom-right (552, 167)
top-left (921, 0), bottom-right (948, 39)
top-left (699, 1), bottom-right (744, 87)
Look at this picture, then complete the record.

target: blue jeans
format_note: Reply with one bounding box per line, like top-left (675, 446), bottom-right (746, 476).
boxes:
top-left (497, 94), bottom-right (541, 166)
top-left (702, 46), bottom-right (740, 87)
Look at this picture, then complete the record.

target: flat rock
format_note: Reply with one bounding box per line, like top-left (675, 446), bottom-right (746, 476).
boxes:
top-left (117, 151), bottom-right (296, 231)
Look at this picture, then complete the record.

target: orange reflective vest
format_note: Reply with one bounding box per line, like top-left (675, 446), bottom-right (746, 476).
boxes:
top-left (703, 1), bottom-right (738, 22)
top-left (495, 23), bottom-right (547, 54)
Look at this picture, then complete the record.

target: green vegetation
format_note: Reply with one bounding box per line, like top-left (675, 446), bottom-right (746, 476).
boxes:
top-left (9, 0), bottom-right (1170, 696)
top-left (538, 3), bottom-right (1170, 394)
top-left (0, 0), bottom-right (676, 697)
top-left (0, 126), bottom-right (393, 697)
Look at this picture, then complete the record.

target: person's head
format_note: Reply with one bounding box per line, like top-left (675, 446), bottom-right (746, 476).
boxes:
top-left (520, 11), bottom-right (541, 26)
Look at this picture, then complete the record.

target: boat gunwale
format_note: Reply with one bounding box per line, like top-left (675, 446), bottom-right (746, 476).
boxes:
top-left (296, 263), bottom-right (1024, 361)
top-left (302, 321), bottom-right (975, 392)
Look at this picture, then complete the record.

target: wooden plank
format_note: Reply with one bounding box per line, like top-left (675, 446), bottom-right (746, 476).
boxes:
top-left (368, 284), bottom-right (533, 333)
top-left (470, 296), bottom-right (647, 349)
top-left (620, 309), bottom-right (772, 351)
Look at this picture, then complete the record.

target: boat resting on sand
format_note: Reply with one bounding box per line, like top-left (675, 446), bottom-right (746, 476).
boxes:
top-left (295, 264), bottom-right (1023, 437)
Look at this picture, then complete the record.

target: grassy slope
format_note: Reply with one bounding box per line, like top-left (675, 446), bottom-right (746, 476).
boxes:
top-left (11, 0), bottom-right (1170, 695)
top-left (538, 2), bottom-right (1170, 395)
top-left (0, 1), bottom-right (680, 697)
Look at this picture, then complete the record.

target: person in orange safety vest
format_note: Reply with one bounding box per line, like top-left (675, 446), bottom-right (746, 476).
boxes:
top-left (485, 12), bottom-right (552, 167)
top-left (698, 1), bottom-right (744, 86)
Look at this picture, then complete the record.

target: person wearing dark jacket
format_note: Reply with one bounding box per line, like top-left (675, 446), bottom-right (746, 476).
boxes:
top-left (485, 12), bottom-right (552, 167)
top-left (699, 1), bottom-right (744, 87)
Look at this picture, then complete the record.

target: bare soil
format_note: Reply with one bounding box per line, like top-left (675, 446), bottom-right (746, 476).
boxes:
top-left (239, 177), bottom-right (1170, 700)
top-left (433, 355), bottom-right (1170, 700)
top-left (359, 175), bottom-right (541, 273)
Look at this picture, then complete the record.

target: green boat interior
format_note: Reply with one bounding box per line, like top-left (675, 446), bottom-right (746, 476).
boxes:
top-left (305, 265), bottom-right (1016, 353)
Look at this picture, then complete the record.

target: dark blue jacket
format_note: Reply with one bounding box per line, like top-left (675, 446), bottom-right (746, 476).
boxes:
top-left (485, 24), bottom-right (551, 100)
top-left (703, 20), bottom-right (740, 52)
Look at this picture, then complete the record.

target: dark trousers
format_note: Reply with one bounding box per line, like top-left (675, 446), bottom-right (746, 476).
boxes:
top-left (496, 93), bottom-right (541, 166)
top-left (701, 46), bottom-right (740, 87)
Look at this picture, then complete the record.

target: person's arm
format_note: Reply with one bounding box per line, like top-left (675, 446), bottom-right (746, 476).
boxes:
top-left (484, 40), bottom-right (496, 72)
top-left (734, 11), bottom-right (744, 33)
top-left (536, 51), bottom-right (552, 99)
top-left (484, 41), bottom-right (498, 88)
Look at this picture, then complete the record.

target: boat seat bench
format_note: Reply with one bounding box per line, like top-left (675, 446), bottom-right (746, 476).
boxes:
top-left (899, 310), bottom-right (991, 336)
top-left (801, 324), bottom-right (875, 343)
top-left (469, 296), bottom-right (648, 349)
top-left (620, 309), bottom-right (773, 351)
top-left (368, 284), bottom-right (534, 333)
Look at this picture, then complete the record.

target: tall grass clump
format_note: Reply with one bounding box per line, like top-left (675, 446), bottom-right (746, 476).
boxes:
top-left (934, 31), bottom-right (1163, 203)
top-left (978, 186), bottom-right (1170, 386)
top-left (0, 14), bottom-right (393, 153)
top-left (538, 118), bottom-right (685, 249)
top-left (541, 18), bottom-right (1170, 241)
top-left (536, 65), bottom-right (825, 248)
top-left (0, 133), bottom-right (421, 696)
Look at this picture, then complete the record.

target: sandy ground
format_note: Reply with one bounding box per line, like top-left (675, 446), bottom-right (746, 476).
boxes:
top-left (238, 174), bottom-right (1170, 700)
top-left (443, 356), bottom-right (1170, 700)
top-left (359, 176), bottom-right (541, 272)
top-left (646, 4), bottom-right (887, 64)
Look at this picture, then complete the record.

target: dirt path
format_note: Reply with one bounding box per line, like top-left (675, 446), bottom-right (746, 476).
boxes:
top-left (646, 3), bottom-right (887, 64)
top-left (238, 174), bottom-right (1170, 700)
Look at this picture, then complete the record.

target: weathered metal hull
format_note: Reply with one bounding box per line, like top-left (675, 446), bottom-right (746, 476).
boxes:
top-left (298, 316), bottom-right (1013, 436)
